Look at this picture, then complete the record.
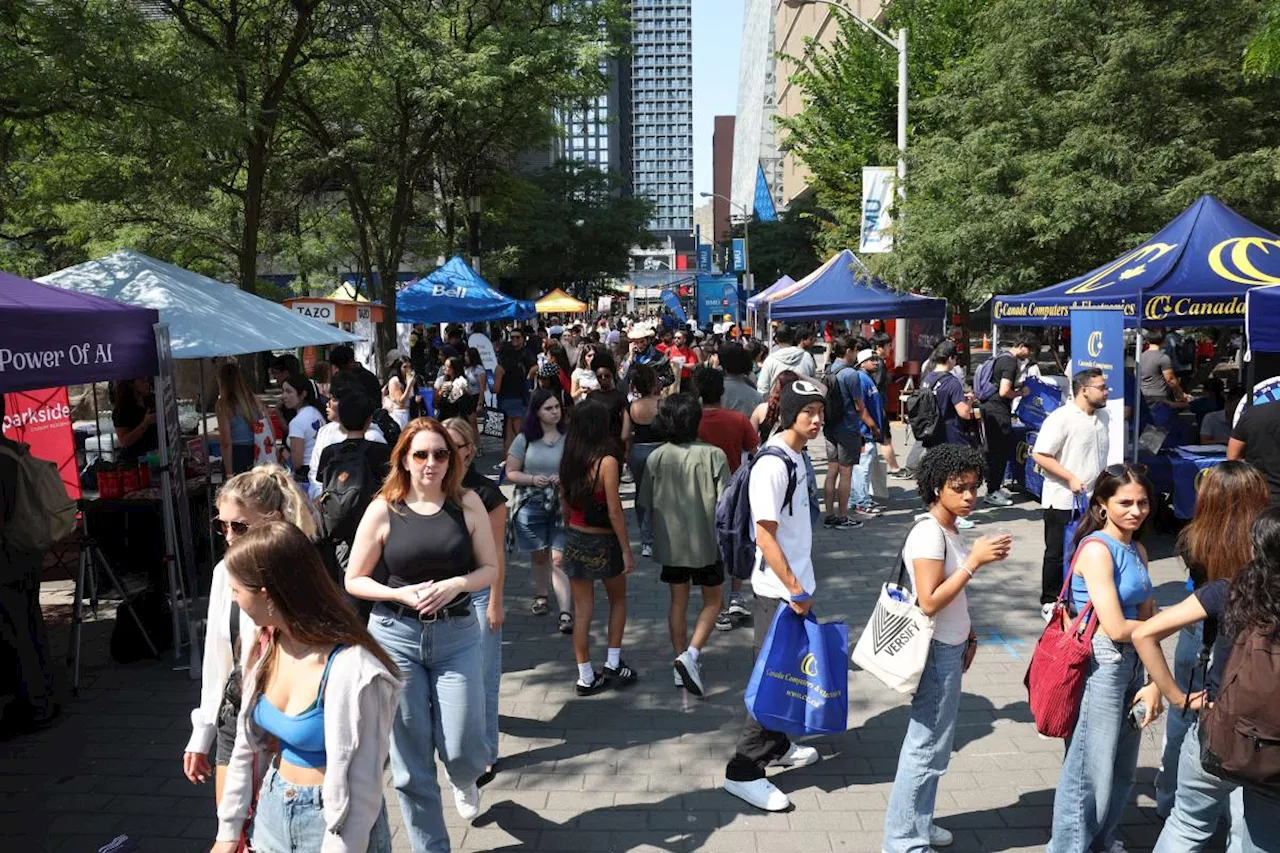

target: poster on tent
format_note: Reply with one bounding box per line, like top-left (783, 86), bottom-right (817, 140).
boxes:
top-left (154, 323), bottom-right (199, 664)
top-left (1070, 308), bottom-right (1125, 464)
top-left (354, 307), bottom-right (376, 372)
top-left (2, 386), bottom-right (81, 500)
top-left (860, 167), bottom-right (896, 253)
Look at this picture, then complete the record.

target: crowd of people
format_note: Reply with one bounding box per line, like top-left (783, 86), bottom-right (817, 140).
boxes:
top-left (111, 315), bottom-right (1275, 853)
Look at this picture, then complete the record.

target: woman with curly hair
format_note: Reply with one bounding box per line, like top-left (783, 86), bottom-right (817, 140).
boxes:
top-left (882, 443), bottom-right (1011, 853)
top-left (1135, 492), bottom-right (1280, 852)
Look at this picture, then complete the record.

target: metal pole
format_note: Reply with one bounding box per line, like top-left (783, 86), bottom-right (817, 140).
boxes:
top-left (1132, 308), bottom-right (1143, 463)
top-left (199, 360), bottom-right (216, 576)
top-left (896, 27), bottom-right (908, 199)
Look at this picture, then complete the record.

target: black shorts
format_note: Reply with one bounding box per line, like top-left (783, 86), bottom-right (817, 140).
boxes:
top-left (825, 431), bottom-right (862, 467)
top-left (562, 528), bottom-right (625, 581)
top-left (660, 563), bottom-right (724, 587)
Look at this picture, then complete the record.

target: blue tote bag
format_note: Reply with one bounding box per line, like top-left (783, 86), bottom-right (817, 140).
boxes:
top-left (1062, 492), bottom-right (1089, 576)
top-left (744, 606), bottom-right (849, 736)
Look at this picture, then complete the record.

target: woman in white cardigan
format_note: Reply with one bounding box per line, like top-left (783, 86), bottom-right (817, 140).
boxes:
top-left (181, 466), bottom-right (316, 803)
top-left (212, 521), bottom-right (401, 853)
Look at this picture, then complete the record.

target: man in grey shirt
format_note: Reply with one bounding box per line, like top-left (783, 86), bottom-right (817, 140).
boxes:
top-left (1139, 330), bottom-right (1188, 408)
top-left (719, 342), bottom-right (763, 419)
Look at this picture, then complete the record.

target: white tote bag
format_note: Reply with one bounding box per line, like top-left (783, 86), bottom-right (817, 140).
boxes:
top-left (852, 520), bottom-right (937, 695)
top-left (869, 449), bottom-right (889, 500)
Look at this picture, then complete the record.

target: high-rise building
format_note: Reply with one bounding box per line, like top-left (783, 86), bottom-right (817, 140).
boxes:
top-left (733, 0), bottom-right (785, 217)
top-left (712, 115), bottom-right (736, 244)
top-left (631, 0), bottom-right (693, 237)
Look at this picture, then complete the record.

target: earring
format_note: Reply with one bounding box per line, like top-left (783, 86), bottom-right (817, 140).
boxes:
top-left (1099, 509), bottom-right (1108, 523)
top-left (267, 601), bottom-right (275, 617)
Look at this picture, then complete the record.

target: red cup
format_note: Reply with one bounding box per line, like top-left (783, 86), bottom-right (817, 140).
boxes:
top-left (138, 462), bottom-right (151, 488)
top-left (99, 468), bottom-right (122, 499)
top-left (121, 466), bottom-right (140, 494)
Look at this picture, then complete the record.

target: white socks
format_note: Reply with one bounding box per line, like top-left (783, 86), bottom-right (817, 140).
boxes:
top-left (577, 662), bottom-right (594, 685)
top-left (685, 646), bottom-right (700, 663)
top-left (606, 647), bottom-right (621, 670)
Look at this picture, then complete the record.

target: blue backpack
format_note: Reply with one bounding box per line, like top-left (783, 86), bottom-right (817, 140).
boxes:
top-left (973, 357), bottom-right (997, 401)
top-left (716, 446), bottom-right (799, 580)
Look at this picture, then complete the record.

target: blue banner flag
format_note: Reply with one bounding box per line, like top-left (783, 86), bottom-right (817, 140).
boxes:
top-left (1070, 308), bottom-right (1125, 398)
top-left (660, 289), bottom-right (687, 324)
top-left (697, 244), bottom-right (712, 272)
top-left (732, 239), bottom-right (746, 272)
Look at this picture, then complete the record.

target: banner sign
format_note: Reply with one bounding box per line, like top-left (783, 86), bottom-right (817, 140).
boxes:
top-left (1070, 308), bottom-right (1126, 464)
top-left (597, 296), bottom-right (612, 314)
top-left (153, 324), bottom-right (198, 643)
top-left (696, 274), bottom-right (741, 328)
top-left (660, 290), bottom-right (688, 324)
top-left (290, 300), bottom-right (336, 323)
top-left (697, 244), bottom-right (713, 272)
top-left (2, 386), bottom-right (81, 500)
top-left (860, 166), bottom-right (896, 253)
top-left (732, 239), bottom-right (746, 272)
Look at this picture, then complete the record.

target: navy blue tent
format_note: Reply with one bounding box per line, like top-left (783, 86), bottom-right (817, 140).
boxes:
top-left (1247, 284), bottom-right (1280, 354)
top-left (769, 249), bottom-right (947, 321)
top-left (993, 195), bottom-right (1280, 328)
top-left (397, 256), bottom-right (535, 323)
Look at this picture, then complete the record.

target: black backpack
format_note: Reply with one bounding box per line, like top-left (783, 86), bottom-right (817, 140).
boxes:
top-left (715, 446), bottom-right (799, 581)
top-left (371, 409), bottom-right (401, 447)
top-left (823, 364), bottom-right (848, 438)
top-left (315, 441), bottom-right (378, 544)
top-left (905, 373), bottom-right (946, 443)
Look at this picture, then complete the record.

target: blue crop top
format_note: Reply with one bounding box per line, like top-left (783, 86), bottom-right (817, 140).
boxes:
top-left (252, 645), bottom-right (343, 769)
top-left (1070, 532), bottom-right (1152, 619)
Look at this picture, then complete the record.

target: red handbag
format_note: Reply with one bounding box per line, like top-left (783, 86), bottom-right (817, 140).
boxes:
top-left (1024, 555), bottom-right (1099, 739)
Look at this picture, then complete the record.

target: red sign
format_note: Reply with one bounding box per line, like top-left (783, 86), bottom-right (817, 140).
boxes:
top-left (2, 386), bottom-right (81, 500)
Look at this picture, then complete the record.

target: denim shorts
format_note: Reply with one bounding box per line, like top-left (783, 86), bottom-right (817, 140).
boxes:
top-left (498, 397), bottom-right (527, 419)
top-left (514, 500), bottom-right (566, 553)
top-left (251, 763), bottom-right (392, 853)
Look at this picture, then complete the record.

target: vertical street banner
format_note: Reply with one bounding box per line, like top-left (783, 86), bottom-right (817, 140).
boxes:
top-left (732, 239), bottom-right (746, 272)
top-left (697, 244), bottom-right (713, 272)
top-left (660, 289), bottom-right (688, 324)
top-left (860, 166), bottom-right (896, 254)
top-left (2, 387), bottom-right (81, 500)
top-left (1070, 308), bottom-right (1126, 464)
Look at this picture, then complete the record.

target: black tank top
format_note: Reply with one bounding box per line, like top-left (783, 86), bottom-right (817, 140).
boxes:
top-left (630, 402), bottom-right (659, 443)
top-left (381, 501), bottom-right (473, 588)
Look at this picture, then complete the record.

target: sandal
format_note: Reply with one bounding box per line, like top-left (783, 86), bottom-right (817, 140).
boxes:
top-left (558, 612), bottom-right (574, 634)
top-left (531, 596), bottom-right (549, 616)
top-left (575, 671), bottom-right (608, 696)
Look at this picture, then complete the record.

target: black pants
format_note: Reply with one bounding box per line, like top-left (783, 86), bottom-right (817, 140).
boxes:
top-left (983, 407), bottom-right (1014, 493)
top-left (725, 594), bottom-right (791, 782)
top-left (1041, 508), bottom-right (1074, 604)
top-left (0, 557), bottom-right (56, 720)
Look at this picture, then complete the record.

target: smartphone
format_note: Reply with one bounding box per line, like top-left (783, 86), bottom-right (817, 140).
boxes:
top-left (1128, 701), bottom-right (1147, 729)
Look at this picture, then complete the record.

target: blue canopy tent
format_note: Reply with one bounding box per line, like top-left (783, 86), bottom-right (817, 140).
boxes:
top-left (769, 249), bottom-right (947, 321)
top-left (1247, 284), bottom-right (1280, 355)
top-left (398, 256), bottom-right (535, 323)
top-left (991, 195), bottom-right (1280, 328)
top-left (746, 275), bottom-right (795, 311)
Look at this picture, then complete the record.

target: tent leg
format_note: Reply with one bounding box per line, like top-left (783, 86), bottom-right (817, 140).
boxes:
top-left (1132, 316), bottom-right (1143, 463)
top-left (200, 360), bottom-right (216, 574)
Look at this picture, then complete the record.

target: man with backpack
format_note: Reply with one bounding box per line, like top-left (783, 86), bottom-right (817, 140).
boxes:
top-left (908, 341), bottom-right (979, 529)
top-left (822, 339), bottom-right (873, 530)
top-left (846, 347), bottom-right (887, 519)
top-left (0, 395), bottom-right (64, 732)
top-left (974, 333), bottom-right (1038, 508)
top-left (722, 378), bottom-right (824, 812)
top-left (315, 391), bottom-right (391, 620)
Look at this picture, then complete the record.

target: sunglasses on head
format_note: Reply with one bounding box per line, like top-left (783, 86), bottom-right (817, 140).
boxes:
top-left (411, 448), bottom-right (452, 463)
top-left (1105, 462), bottom-right (1148, 477)
top-left (214, 517), bottom-right (251, 537)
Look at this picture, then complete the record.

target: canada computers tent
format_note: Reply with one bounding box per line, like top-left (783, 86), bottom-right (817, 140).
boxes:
top-left (398, 256), bottom-right (535, 323)
top-left (769, 249), bottom-right (947, 321)
top-left (37, 250), bottom-right (362, 358)
top-left (991, 195), bottom-right (1280, 328)
top-left (0, 271), bottom-right (160, 393)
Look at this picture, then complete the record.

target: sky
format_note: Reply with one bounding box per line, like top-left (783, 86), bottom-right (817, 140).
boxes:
top-left (692, 0), bottom-right (744, 202)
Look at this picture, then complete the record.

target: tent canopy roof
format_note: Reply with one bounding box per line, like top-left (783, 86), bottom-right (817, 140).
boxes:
top-left (993, 195), bottom-right (1280, 328)
top-left (37, 250), bottom-right (361, 359)
top-left (535, 288), bottom-right (587, 314)
top-left (398, 256), bottom-right (535, 323)
top-left (0, 270), bottom-right (160, 392)
top-left (769, 249), bottom-right (947, 321)
top-left (746, 275), bottom-right (796, 310)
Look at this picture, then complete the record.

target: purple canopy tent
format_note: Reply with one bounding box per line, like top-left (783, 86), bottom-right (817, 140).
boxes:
top-left (0, 271), bottom-right (160, 393)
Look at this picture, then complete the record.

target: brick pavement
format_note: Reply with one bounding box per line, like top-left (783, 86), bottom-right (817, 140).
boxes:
top-left (1, 425), bottom-right (1219, 852)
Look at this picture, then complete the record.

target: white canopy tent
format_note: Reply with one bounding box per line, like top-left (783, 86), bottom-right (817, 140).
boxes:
top-left (38, 249), bottom-right (361, 357)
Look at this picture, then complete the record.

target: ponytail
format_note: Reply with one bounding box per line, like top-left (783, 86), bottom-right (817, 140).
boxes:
top-left (218, 464), bottom-right (318, 538)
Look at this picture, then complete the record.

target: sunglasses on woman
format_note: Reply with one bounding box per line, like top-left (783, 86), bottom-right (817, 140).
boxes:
top-left (214, 517), bottom-right (251, 537)
top-left (1105, 462), bottom-right (1149, 477)
top-left (411, 448), bottom-right (452, 462)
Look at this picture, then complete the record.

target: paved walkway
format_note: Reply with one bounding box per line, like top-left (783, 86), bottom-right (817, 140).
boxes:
top-left (2, 426), bottom-right (1212, 852)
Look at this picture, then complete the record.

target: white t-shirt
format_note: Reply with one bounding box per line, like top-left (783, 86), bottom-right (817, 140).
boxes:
top-left (902, 517), bottom-right (970, 645)
top-left (1032, 401), bottom-right (1110, 511)
top-left (571, 367), bottom-right (599, 400)
top-left (307, 418), bottom-right (385, 496)
top-left (749, 435), bottom-right (814, 601)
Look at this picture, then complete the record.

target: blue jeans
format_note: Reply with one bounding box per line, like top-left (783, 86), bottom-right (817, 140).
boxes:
top-left (1158, 622), bottom-right (1203, 816)
top-left (629, 442), bottom-right (659, 547)
top-left (883, 639), bottom-right (966, 853)
top-left (848, 442), bottom-right (876, 510)
top-left (1047, 634), bottom-right (1144, 853)
top-left (472, 587), bottom-right (502, 768)
top-left (369, 607), bottom-right (486, 853)
top-left (1154, 719), bottom-right (1276, 853)
top-left (251, 763), bottom-right (392, 853)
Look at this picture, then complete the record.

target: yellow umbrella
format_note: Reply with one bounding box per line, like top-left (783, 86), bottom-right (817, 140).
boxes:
top-left (535, 288), bottom-right (588, 314)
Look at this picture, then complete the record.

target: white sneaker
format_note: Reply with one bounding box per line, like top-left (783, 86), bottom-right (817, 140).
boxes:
top-left (769, 743), bottom-right (819, 768)
top-left (1041, 602), bottom-right (1057, 623)
top-left (674, 650), bottom-right (705, 696)
top-left (724, 777), bottom-right (791, 811)
top-left (641, 543), bottom-right (653, 558)
top-left (930, 824), bottom-right (954, 847)
top-left (452, 782), bottom-right (482, 821)
top-left (674, 666), bottom-right (683, 687)
top-left (983, 491), bottom-right (1013, 507)
top-left (955, 516), bottom-right (976, 530)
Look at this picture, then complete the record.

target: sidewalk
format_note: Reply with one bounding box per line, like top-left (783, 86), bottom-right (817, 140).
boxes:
top-left (2, 424), bottom-right (1203, 852)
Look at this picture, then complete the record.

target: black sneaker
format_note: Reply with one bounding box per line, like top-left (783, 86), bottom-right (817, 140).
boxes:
top-left (603, 660), bottom-right (639, 687)
top-left (715, 610), bottom-right (735, 632)
top-left (575, 672), bottom-right (608, 696)
top-left (890, 467), bottom-right (916, 480)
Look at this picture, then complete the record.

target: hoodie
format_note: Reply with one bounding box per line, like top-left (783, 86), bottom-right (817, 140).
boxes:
top-left (756, 345), bottom-right (817, 395)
